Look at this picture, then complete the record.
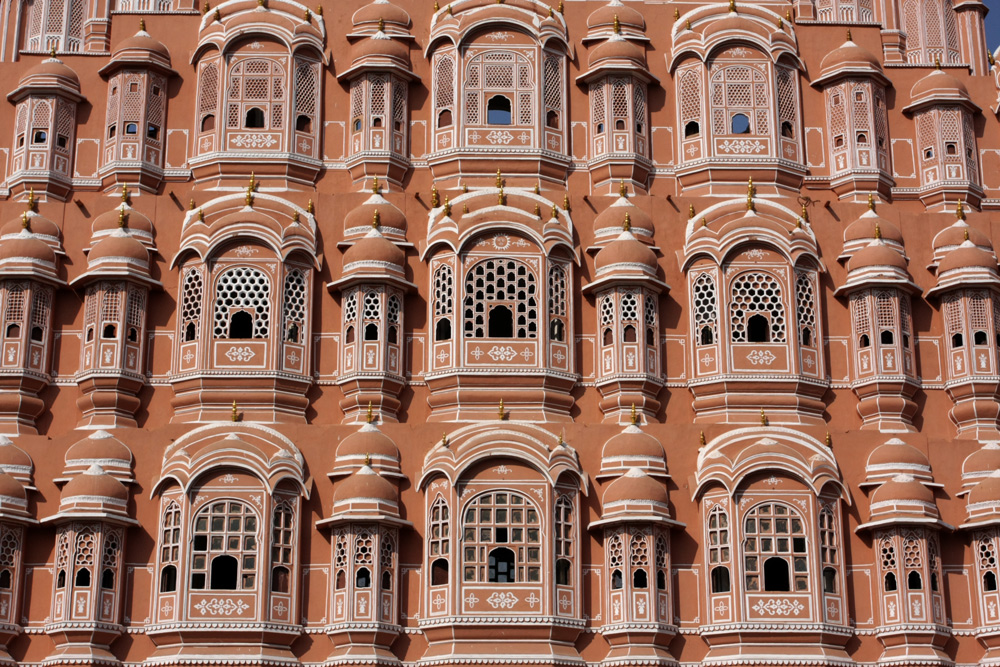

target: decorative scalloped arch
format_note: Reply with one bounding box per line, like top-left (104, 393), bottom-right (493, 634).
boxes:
top-left (419, 422), bottom-right (587, 493)
top-left (425, 0), bottom-right (569, 58)
top-left (152, 422), bottom-right (311, 498)
top-left (694, 426), bottom-right (849, 503)
top-left (669, 4), bottom-right (801, 71)
top-left (192, 0), bottom-right (327, 64)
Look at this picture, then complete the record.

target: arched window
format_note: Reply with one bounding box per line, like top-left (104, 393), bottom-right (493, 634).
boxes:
top-left (884, 571), bottom-right (897, 591)
top-left (0, 569), bottom-right (11, 589)
top-left (819, 507), bottom-right (839, 594)
top-left (464, 51), bottom-right (534, 127)
top-left (428, 497), bottom-right (450, 574)
top-left (75, 568), bottom-right (91, 587)
top-left (432, 558), bottom-right (449, 585)
top-left (271, 503), bottom-right (294, 593)
top-left (160, 565), bottom-right (177, 593)
top-left (556, 558), bottom-right (570, 586)
top-left (608, 528), bottom-right (624, 590)
top-left (880, 537), bottom-right (898, 591)
top-left (486, 95), bottom-right (512, 125)
top-left (611, 569), bottom-right (623, 589)
top-left (730, 272), bottom-right (785, 343)
top-left (213, 267), bottom-right (271, 339)
top-left (282, 269), bottom-right (307, 344)
top-left (554, 495), bottom-right (574, 582)
top-left (191, 500), bottom-right (258, 591)
top-left (181, 268), bottom-right (203, 343)
top-left (907, 570), bottom-right (923, 589)
top-left (363, 291), bottom-right (381, 341)
top-left (978, 536), bottom-right (998, 593)
top-left (548, 264), bottom-right (568, 344)
top-left (630, 530), bottom-right (650, 589)
top-left (434, 55), bottom-right (455, 127)
top-left (462, 491), bottom-right (540, 583)
top-left (743, 503), bottom-right (808, 592)
top-left (356, 566), bottom-right (371, 588)
top-left (227, 58), bottom-right (286, 132)
top-left (711, 565), bottom-right (730, 593)
top-left (74, 528), bottom-right (95, 588)
top-left (796, 271), bottom-right (817, 347)
top-left (271, 566), bottom-right (290, 593)
top-left (101, 568), bottom-right (115, 589)
top-left (985, 571), bottom-right (998, 592)
top-left (707, 506), bottom-right (731, 592)
top-left (434, 265), bottom-right (454, 342)
top-left (693, 273), bottom-right (718, 346)
top-left (22, 0), bottom-right (85, 52)
top-left (464, 259), bottom-right (538, 339)
top-left (710, 64), bottom-right (770, 137)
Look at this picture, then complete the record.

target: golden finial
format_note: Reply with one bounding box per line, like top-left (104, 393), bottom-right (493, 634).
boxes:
top-left (551, 204), bottom-right (558, 219)
top-left (746, 177), bottom-right (756, 211)
top-left (549, 6), bottom-right (553, 17)
top-left (699, 431), bottom-right (706, 447)
top-left (373, 209), bottom-right (381, 228)
top-left (139, 17), bottom-right (145, 31)
top-left (232, 401), bottom-right (239, 422)
top-left (118, 208), bottom-right (126, 228)
top-left (558, 432), bottom-right (564, 446)
top-left (619, 179), bottom-right (627, 198)
top-left (785, 9), bottom-right (791, 21)
top-left (563, 194), bottom-right (571, 212)
top-left (825, 432), bottom-right (832, 447)
top-left (249, 171), bottom-right (257, 191)
top-left (463, 203), bottom-right (469, 214)
top-left (868, 193), bottom-right (875, 211)
top-left (433, 0), bottom-right (439, 10)
top-left (245, 186), bottom-right (254, 207)
top-left (203, 0), bottom-right (210, 11)
top-left (372, 176), bottom-right (380, 194)
top-left (121, 182), bottom-right (129, 203)
top-left (498, 398), bottom-right (506, 420)
top-left (956, 200), bottom-right (966, 220)
top-left (431, 185), bottom-right (440, 208)
top-left (801, 204), bottom-right (809, 222)
top-left (613, 13), bottom-right (620, 34)
top-left (688, 204), bottom-right (695, 219)
top-left (701, 218), bottom-right (707, 227)
top-left (316, 4), bottom-right (322, 14)
top-left (20, 212), bottom-right (29, 230)
top-left (378, 17), bottom-right (385, 31)
top-left (198, 208), bottom-right (204, 222)
top-left (495, 168), bottom-right (503, 188)
top-left (874, 223), bottom-right (882, 240)
top-left (760, 408), bottom-right (767, 425)
top-left (444, 197), bottom-right (452, 217)
top-left (534, 181), bottom-right (540, 195)
top-left (846, 29), bottom-right (852, 42)
top-left (213, 8), bottom-right (220, 20)
top-left (673, 8), bottom-right (679, 20)
top-left (498, 187), bottom-right (506, 206)
top-left (189, 198), bottom-right (196, 210)
top-left (447, 4), bottom-right (452, 14)
top-left (27, 187), bottom-right (35, 210)
top-left (557, 0), bottom-right (563, 12)
top-left (367, 401), bottom-right (374, 424)
top-left (777, 17), bottom-right (783, 29)
top-left (257, 0), bottom-right (264, 7)
top-left (292, 210), bottom-right (300, 224)
top-left (441, 431), bottom-right (448, 447)
top-left (462, 182), bottom-right (469, 194)
top-left (989, 50), bottom-right (995, 67)
top-left (534, 203), bottom-right (541, 218)
top-left (728, 0), bottom-right (735, 11)
top-left (685, 18), bottom-right (691, 29)
top-left (50, 45), bottom-right (57, 58)
top-left (630, 403), bottom-right (637, 425)
top-left (964, 228), bottom-right (970, 242)
top-left (304, 7), bottom-right (311, 20)
top-left (746, 193), bottom-right (755, 212)
top-left (623, 212), bottom-right (631, 232)
top-left (935, 56), bottom-right (941, 69)
top-left (364, 452), bottom-right (371, 466)
top-left (307, 199), bottom-right (314, 214)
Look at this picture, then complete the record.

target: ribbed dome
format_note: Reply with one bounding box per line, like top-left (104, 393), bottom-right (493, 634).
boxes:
top-left (88, 229), bottom-right (150, 265)
top-left (965, 443), bottom-right (1000, 477)
top-left (18, 56), bottom-right (81, 92)
top-left (0, 229), bottom-right (56, 264)
top-left (603, 467), bottom-right (668, 506)
top-left (333, 465), bottom-right (397, 504)
top-left (336, 423), bottom-right (400, 461)
top-left (352, 31), bottom-right (410, 64)
top-left (344, 197), bottom-right (407, 235)
top-left (62, 464), bottom-right (128, 502)
top-left (594, 197), bottom-right (653, 236)
top-left (343, 227), bottom-right (405, 268)
top-left (848, 239), bottom-right (907, 272)
top-left (969, 471), bottom-right (1000, 506)
top-left (932, 220), bottom-right (991, 254)
top-left (589, 36), bottom-right (645, 67)
top-left (819, 39), bottom-right (882, 76)
top-left (0, 471), bottom-right (25, 502)
top-left (65, 430), bottom-right (133, 467)
top-left (602, 424), bottom-right (665, 461)
top-left (352, 0), bottom-right (411, 27)
top-left (910, 68), bottom-right (970, 105)
top-left (938, 240), bottom-right (998, 274)
top-left (867, 439), bottom-right (930, 470)
top-left (587, 0), bottom-right (645, 30)
top-left (844, 211), bottom-right (902, 245)
top-left (871, 474), bottom-right (935, 505)
top-left (0, 436), bottom-right (31, 470)
top-left (93, 205), bottom-right (154, 238)
top-left (113, 29), bottom-right (170, 60)
top-left (595, 230), bottom-right (657, 271)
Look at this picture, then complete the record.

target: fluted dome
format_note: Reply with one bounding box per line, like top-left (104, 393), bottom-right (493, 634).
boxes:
top-left (587, 0), bottom-right (645, 31)
top-left (63, 430), bottom-right (134, 482)
top-left (333, 464), bottom-right (398, 504)
top-left (968, 471), bottom-right (1000, 506)
top-left (0, 436), bottom-right (31, 474)
top-left (62, 464), bottom-right (129, 502)
top-left (332, 422), bottom-right (403, 479)
top-left (93, 204), bottom-right (154, 240)
top-left (603, 467), bottom-right (668, 506)
top-left (595, 230), bottom-right (657, 272)
top-left (871, 473), bottom-right (935, 506)
top-left (1, 211), bottom-right (61, 246)
top-left (589, 35), bottom-right (646, 68)
top-left (352, 0), bottom-right (411, 28)
top-left (352, 31), bottom-right (410, 64)
top-left (599, 423), bottom-right (667, 479)
top-left (848, 238), bottom-right (907, 272)
top-left (932, 219), bottom-right (991, 255)
top-left (0, 471), bottom-right (25, 502)
top-left (964, 443), bottom-right (1000, 478)
top-left (938, 240), bottom-right (997, 274)
top-left (343, 227), bottom-right (405, 268)
top-left (844, 211), bottom-right (902, 246)
top-left (909, 68), bottom-right (971, 107)
top-left (867, 438), bottom-right (930, 469)
top-left (12, 56), bottom-right (81, 97)
top-left (113, 28), bottom-right (171, 60)
top-left (344, 195), bottom-right (407, 238)
top-left (0, 228), bottom-right (57, 265)
top-left (89, 229), bottom-right (150, 265)
top-left (594, 196), bottom-right (653, 238)
top-left (817, 39), bottom-right (882, 81)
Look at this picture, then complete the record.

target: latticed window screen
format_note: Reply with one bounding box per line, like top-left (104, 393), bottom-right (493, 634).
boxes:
top-left (434, 266), bottom-right (454, 317)
top-left (963, 113), bottom-right (979, 184)
top-left (464, 51), bottom-right (534, 126)
top-left (903, 532), bottom-right (923, 570)
top-left (271, 503), bottom-right (294, 569)
top-left (600, 295), bottom-right (615, 328)
top-left (554, 496), bottom-right (573, 564)
top-left (630, 529), bottom-right (650, 567)
top-left (23, 0), bottom-right (84, 52)
top-left (548, 265), bottom-right (567, 318)
top-left (679, 68), bottom-right (702, 129)
top-left (729, 272), bottom-right (786, 343)
top-left (542, 54), bottom-right (562, 118)
top-left (190, 501), bottom-right (259, 590)
top-left (160, 501), bottom-right (181, 566)
top-left (428, 497), bottom-right (450, 559)
top-left (775, 67), bottom-right (797, 137)
top-left (977, 533), bottom-right (998, 581)
top-left (3, 283), bottom-right (26, 332)
top-left (795, 271), bottom-right (816, 344)
top-left (816, 0), bottom-right (874, 21)
top-left (944, 294), bottom-right (963, 337)
top-left (743, 503), bottom-right (809, 592)
top-left (355, 528), bottom-right (375, 567)
top-left (0, 525), bottom-right (20, 570)
top-left (463, 259), bottom-right (538, 338)
top-left (850, 292), bottom-right (871, 339)
top-left (902, 0), bottom-right (960, 64)
top-left (591, 83), bottom-right (605, 131)
top-left (461, 491), bottom-right (540, 583)
top-left (293, 59), bottom-right (319, 126)
top-left (621, 291), bottom-right (639, 324)
top-left (875, 290), bottom-right (897, 338)
top-left (227, 59), bottom-right (286, 130)
top-left (282, 269), bottom-right (307, 342)
top-left (180, 269), bottom-right (203, 338)
top-left (819, 507), bottom-right (838, 567)
top-left (969, 292), bottom-right (990, 340)
top-left (693, 273), bottom-right (717, 343)
top-left (75, 527), bottom-right (96, 577)
top-left (880, 536), bottom-right (897, 572)
top-left (31, 287), bottom-right (51, 335)
top-left (710, 64), bottom-right (770, 136)
top-left (212, 267), bottom-right (271, 338)
top-left (116, 0), bottom-right (172, 10)
top-left (435, 55), bottom-right (455, 114)
top-left (707, 506), bottom-right (730, 566)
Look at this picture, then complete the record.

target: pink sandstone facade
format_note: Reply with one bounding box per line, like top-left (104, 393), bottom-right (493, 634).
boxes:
top-left (0, 1), bottom-right (997, 667)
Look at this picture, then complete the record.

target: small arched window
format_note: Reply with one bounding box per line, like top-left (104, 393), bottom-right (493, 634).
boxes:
top-left (356, 566), bottom-right (371, 588)
top-left (201, 114), bottom-right (216, 132)
top-left (684, 121), bottom-right (700, 138)
top-left (731, 113), bottom-right (750, 134)
top-left (984, 571), bottom-right (998, 592)
top-left (859, 333), bottom-right (870, 348)
top-left (880, 330), bottom-right (894, 345)
top-left (711, 565), bottom-right (730, 593)
top-left (488, 305), bottom-right (514, 338)
top-left (0, 569), bottom-right (11, 589)
top-left (907, 570), bottom-right (922, 590)
top-left (101, 568), bottom-right (115, 589)
top-left (431, 558), bottom-right (449, 586)
top-left (763, 557), bottom-right (790, 592)
top-left (488, 547), bottom-right (515, 583)
top-left (160, 565), bottom-right (177, 593)
top-left (245, 107), bottom-right (266, 129)
top-left (884, 571), bottom-right (897, 591)
top-left (632, 569), bottom-right (648, 589)
top-left (381, 569), bottom-right (392, 591)
top-left (438, 109), bottom-right (452, 128)
top-left (556, 558), bottom-right (570, 586)
top-left (952, 332), bottom-right (964, 348)
top-left (486, 95), bottom-right (512, 125)
top-left (611, 568), bottom-right (623, 590)
top-left (747, 314), bottom-right (770, 343)
top-left (823, 566), bottom-right (837, 594)
top-left (336, 569), bottom-right (346, 590)
top-left (75, 568), bottom-right (91, 587)
top-left (271, 565), bottom-right (290, 593)
top-left (210, 555), bottom-right (239, 590)
top-left (229, 311), bottom-right (254, 339)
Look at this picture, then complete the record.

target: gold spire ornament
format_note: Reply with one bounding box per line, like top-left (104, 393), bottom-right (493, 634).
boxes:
top-left (613, 13), bottom-right (620, 34)
top-left (563, 194), bottom-right (571, 212)
top-left (304, 7), bottom-right (311, 20)
top-left (557, 0), bottom-right (563, 13)
top-left (825, 432), bottom-right (832, 447)
top-left (498, 398), bottom-right (506, 420)
top-left (118, 208), bottom-right (126, 228)
top-left (498, 187), bottom-right (506, 206)
top-left (21, 212), bottom-right (29, 230)
top-left (630, 403), bottom-right (637, 425)
top-left (232, 401), bottom-right (239, 422)
top-left (785, 9), bottom-right (791, 21)
top-left (372, 176), bottom-right (380, 194)
top-left (433, 0), bottom-right (439, 10)
top-left (139, 17), bottom-right (146, 31)
top-left (846, 29), bottom-right (852, 42)
top-left (367, 401), bottom-right (374, 424)
top-left (316, 4), bottom-right (322, 14)
top-left (874, 223), bottom-right (882, 240)
top-left (203, 1), bottom-right (210, 12)
top-left (534, 203), bottom-right (541, 218)
top-left (956, 200), bottom-right (966, 220)
top-left (378, 17), bottom-right (385, 31)
top-left (495, 168), bottom-right (503, 188)
top-left (534, 181), bottom-right (540, 195)
top-left (674, 8), bottom-right (679, 20)
top-left (623, 212), bottom-right (631, 232)
top-left (551, 204), bottom-right (558, 219)
top-left (868, 192), bottom-right (875, 210)
top-left (619, 179), bottom-right (628, 198)
top-left (685, 19), bottom-right (691, 29)
top-left (121, 182), bottom-right (129, 203)
top-left (444, 197), bottom-right (452, 217)
top-left (373, 209), bottom-right (381, 228)
top-left (801, 204), bottom-right (809, 222)
top-left (463, 203), bottom-right (469, 214)
top-left (245, 186), bottom-right (254, 207)
top-left (249, 171), bottom-right (257, 191)
top-left (198, 208), bottom-right (205, 222)
top-left (27, 187), bottom-right (35, 210)
top-left (689, 204), bottom-right (695, 219)
top-left (189, 198), bottom-right (196, 210)
top-left (462, 182), bottom-right (469, 193)
top-left (292, 210), bottom-right (300, 224)
top-left (777, 17), bottom-right (782, 28)
top-left (699, 431), bottom-right (706, 447)
top-left (964, 228), bottom-right (970, 242)
top-left (760, 408), bottom-right (767, 425)
top-left (441, 431), bottom-right (448, 447)
top-left (728, 0), bottom-right (736, 11)
top-left (307, 199), bottom-right (315, 214)
top-left (935, 56), bottom-right (941, 69)
top-left (431, 185), bottom-right (440, 208)
top-left (213, 8), bottom-right (220, 21)
top-left (365, 452), bottom-right (371, 466)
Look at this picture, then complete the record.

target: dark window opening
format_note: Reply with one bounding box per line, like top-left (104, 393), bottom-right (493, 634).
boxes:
top-left (356, 566), bottom-right (372, 587)
top-left (160, 565), bottom-right (177, 593)
top-left (128, 82), bottom-right (139, 93)
top-left (286, 323), bottom-right (299, 343)
top-left (57, 134), bottom-right (68, 148)
top-left (101, 568), bottom-right (115, 589)
top-left (747, 314), bottom-right (770, 343)
top-left (353, 118), bottom-right (362, 132)
top-left (128, 327), bottom-right (138, 342)
top-left (488, 306), bottom-right (513, 338)
top-left (611, 568), bottom-right (623, 590)
top-left (194, 534), bottom-right (207, 551)
top-left (5, 324), bottom-right (19, 339)
top-left (823, 566), bottom-right (837, 594)
top-left (108, 125), bottom-right (117, 139)
top-left (228, 311), bottom-right (253, 339)
top-left (636, 121), bottom-right (643, 133)
top-left (152, 85), bottom-right (161, 96)
top-left (202, 114), bottom-right (215, 132)
top-left (633, 569), bottom-right (648, 589)
top-left (623, 324), bottom-right (637, 343)
top-left (394, 120), bottom-right (403, 131)
top-left (596, 122), bottom-right (605, 133)
top-left (16, 135), bottom-right (24, 147)
top-left (546, 109), bottom-right (559, 129)
top-left (381, 570), bottom-right (392, 590)
top-left (880, 329), bottom-right (894, 345)
top-left (603, 327), bottom-right (613, 345)
top-left (684, 121), bottom-right (700, 138)
top-left (438, 109), bottom-right (452, 128)
top-left (30, 326), bottom-right (42, 342)
top-left (903, 333), bottom-right (910, 348)
top-left (335, 569), bottom-right (346, 590)
top-left (364, 322), bottom-right (379, 341)
top-left (488, 547), bottom-right (515, 583)
top-left (646, 327), bottom-right (654, 345)
top-left (710, 566), bottom-right (730, 593)
top-left (780, 121), bottom-right (794, 138)
top-left (210, 555), bottom-right (238, 590)
top-left (952, 332), bottom-right (964, 348)
top-left (431, 558), bottom-right (449, 585)
top-left (731, 113), bottom-right (750, 134)
top-left (615, 119), bottom-right (626, 131)
top-left (931, 572), bottom-right (939, 592)
top-left (856, 132), bottom-right (868, 144)
top-left (436, 318), bottom-right (452, 341)
top-left (656, 570), bottom-right (666, 590)
top-left (125, 122), bottom-right (138, 135)
top-left (271, 566), bottom-right (290, 593)
top-left (147, 124), bottom-right (160, 140)
top-left (185, 322), bottom-right (196, 342)
top-left (388, 325), bottom-right (398, 344)
top-left (57, 570), bottom-right (66, 589)
top-left (346, 325), bottom-right (355, 344)
top-left (763, 557), bottom-right (790, 592)
top-left (0, 569), bottom-right (11, 589)
top-left (245, 108), bottom-right (266, 129)
top-left (946, 142), bottom-right (958, 155)
top-left (102, 323), bottom-right (117, 339)
top-left (32, 129), bottom-right (47, 143)
top-left (859, 333), bottom-right (870, 348)
top-left (191, 572), bottom-right (206, 589)
top-left (495, 527), bottom-right (508, 543)
top-left (924, 148), bottom-right (934, 160)
top-left (75, 568), bottom-right (91, 587)
top-left (801, 327), bottom-right (813, 346)
top-left (372, 117), bottom-right (383, 128)
top-left (486, 95), bottom-right (512, 125)
top-left (700, 325), bottom-right (714, 345)
top-left (974, 330), bottom-right (988, 345)
top-left (834, 135), bottom-right (844, 148)
top-left (984, 571), bottom-right (998, 592)
top-left (296, 115), bottom-right (312, 132)
top-left (550, 319), bottom-right (564, 342)
top-left (556, 558), bottom-right (570, 586)
top-left (907, 570), bottom-right (922, 590)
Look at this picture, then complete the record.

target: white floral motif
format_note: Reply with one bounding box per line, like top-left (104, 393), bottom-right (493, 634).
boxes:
top-left (486, 130), bottom-right (515, 145)
top-left (225, 346), bottom-right (256, 362)
top-left (717, 139), bottom-right (767, 154)
top-left (194, 598), bottom-right (249, 616)
top-left (493, 465), bottom-right (512, 475)
top-left (486, 591), bottom-right (518, 609)
top-left (526, 593), bottom-right (540, 608)
top-left (746, 350), bottom-right (777, 366)
top-left (751, 598), bottom-right (804, 616)
top-left (464, 592), bottom-right (479, 607)
top-left (229, 133), bottom-right (278, 149)
top-left (488, 346), bottom-right (518, 362)
top-left (743, 249), bottom-right (766, 260)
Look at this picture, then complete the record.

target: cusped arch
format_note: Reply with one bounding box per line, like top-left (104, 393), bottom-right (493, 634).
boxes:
top-left (425, 0), bottom-right (570, 58)
top-left (669, 4), bottom-right (801, 72)
top-left (193, 0), bottom-right (327, 64)
top-left (152, 422), bottom-right (311, 498)
top-left (419, 422), bottom-right (587, 493)
top-left (694, 426), bottom-right (849, 503)
top-left (172, 193), bottom-right (319, 269)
